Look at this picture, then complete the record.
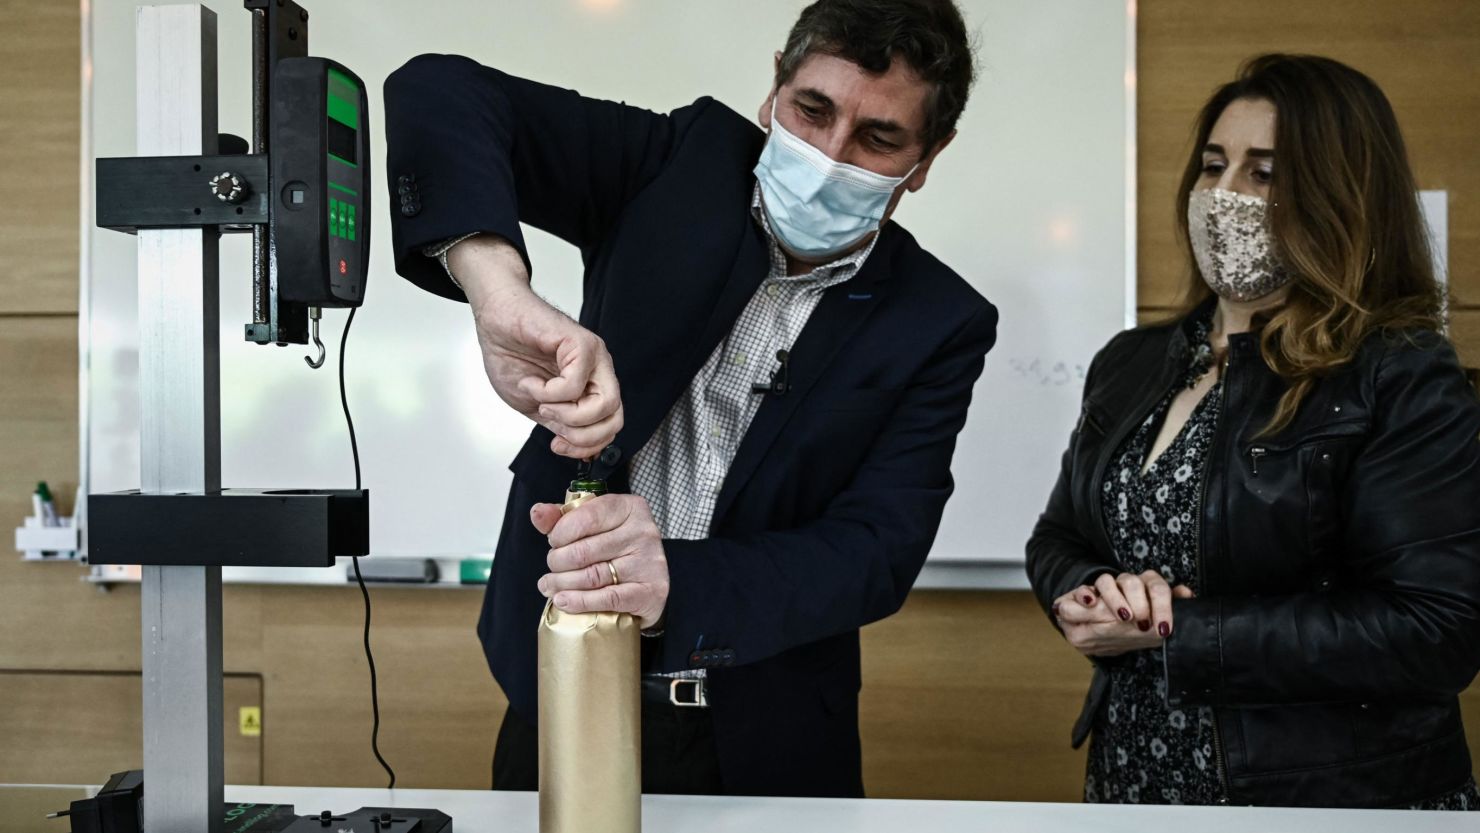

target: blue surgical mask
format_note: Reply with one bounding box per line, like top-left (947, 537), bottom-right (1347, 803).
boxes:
top-left (754, 100), bottom-right (917, 259)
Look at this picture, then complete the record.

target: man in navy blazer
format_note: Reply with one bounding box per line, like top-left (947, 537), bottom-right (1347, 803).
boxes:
top-left (383, 0), bottom-right (996, 797)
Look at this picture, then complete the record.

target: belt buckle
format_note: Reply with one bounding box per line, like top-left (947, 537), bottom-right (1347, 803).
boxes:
top-left (669, 678), bottom-right (708, 708)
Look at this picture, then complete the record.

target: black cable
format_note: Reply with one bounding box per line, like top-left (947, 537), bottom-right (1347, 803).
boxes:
top-left (352, 556), bottom-right (394, 789)
top-left (339, 306), bottom-right (396, 789)
top-left (341, 306), bottom-right (362, 492)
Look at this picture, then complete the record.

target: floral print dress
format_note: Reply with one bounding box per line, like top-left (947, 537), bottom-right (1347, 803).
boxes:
top-left (1084, 369), bottom-right (1226, 805)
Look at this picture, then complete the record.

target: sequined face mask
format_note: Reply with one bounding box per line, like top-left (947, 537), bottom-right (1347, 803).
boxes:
top-left (1187, 187), bottom-right (1292, 302)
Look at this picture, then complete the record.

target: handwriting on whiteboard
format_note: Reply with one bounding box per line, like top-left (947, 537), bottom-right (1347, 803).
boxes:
top-left (1007, 358), bottom-right (1088, 387)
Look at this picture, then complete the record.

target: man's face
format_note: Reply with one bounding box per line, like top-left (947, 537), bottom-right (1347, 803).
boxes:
top-left (758, 50), bottom-right (954, 226)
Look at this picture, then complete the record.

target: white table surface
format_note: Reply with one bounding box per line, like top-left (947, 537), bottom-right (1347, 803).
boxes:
top-left (224, 784), bottom-right (1480, 832)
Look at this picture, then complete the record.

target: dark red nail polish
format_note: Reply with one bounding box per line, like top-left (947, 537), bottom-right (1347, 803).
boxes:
top-left (1118, 608), bottom-right (1131, 621)
top-left (1052, 603), bottom-right (1061, 617)
top-left (1083, 595), bottom-right (1095, 605)
top-left (1158, 622), bottom-right (1171, 637)
top-left (1137, 620), bottom-right (1150, 632)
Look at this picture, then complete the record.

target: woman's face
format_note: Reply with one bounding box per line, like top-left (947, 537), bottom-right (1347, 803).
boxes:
top-left (1196, 97), bottom-right (1277, 200)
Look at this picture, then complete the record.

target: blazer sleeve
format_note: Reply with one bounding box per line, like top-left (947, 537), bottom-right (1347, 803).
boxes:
top-left (652, 302), bottom-right (998, 672)
top-left (1164, 337), bottom-right (1480, 705)
top-left (1024, 335), bottom-right (1125, 621)
top-left (382, 53), bottom-right (682, 301)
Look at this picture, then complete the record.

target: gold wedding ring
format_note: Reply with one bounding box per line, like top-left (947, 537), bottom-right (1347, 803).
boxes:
top-left (606, 560), bottom-right (620, 587)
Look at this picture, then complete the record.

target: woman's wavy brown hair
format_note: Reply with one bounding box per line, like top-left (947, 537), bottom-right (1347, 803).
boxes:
top-left (1174, 54), bottom-right (1444, 435)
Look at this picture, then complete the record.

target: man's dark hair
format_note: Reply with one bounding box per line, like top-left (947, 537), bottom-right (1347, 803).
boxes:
top-left (776, 0), bottom-right (976, 151)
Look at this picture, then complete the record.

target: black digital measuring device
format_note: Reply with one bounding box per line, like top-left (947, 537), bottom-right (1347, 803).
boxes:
top-left (273, 58), bottom-right (369, 308)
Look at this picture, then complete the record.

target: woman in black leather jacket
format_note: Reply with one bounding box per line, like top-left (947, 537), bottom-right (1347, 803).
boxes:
top-left (1026, 53), bottom-right (1480, 809)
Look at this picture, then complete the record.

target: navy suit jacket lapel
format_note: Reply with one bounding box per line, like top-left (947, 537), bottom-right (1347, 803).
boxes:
top-left (710, 227), bottom-right (898, 524)
top-left (614, 213), bottom-right (771, 462)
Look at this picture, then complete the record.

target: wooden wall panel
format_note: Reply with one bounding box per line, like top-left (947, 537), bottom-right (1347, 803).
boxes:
top-left (252, 584), bottom-right (505, 789)
top-left (860, 591), bottom-right (1090, 801)
top-left (0, 320), bottom-right (78, 583)
top-left (1137, 0), bottom-right (1480, 309)
top-left (0, 0), bottom-right (79, 313)
top-left (0, 671), bottom-right (264, 786)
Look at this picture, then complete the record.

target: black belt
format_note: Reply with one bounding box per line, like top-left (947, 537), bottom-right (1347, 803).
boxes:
top-left (641, 676), bottom-right (709, 708)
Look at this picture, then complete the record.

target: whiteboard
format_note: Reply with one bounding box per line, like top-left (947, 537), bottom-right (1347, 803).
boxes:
top-left (82, 0), bottom-right (1134, 584)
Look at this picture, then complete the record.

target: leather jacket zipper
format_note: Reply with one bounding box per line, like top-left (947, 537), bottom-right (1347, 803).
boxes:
top-left (1248, 446), bottom-right (1267, 476)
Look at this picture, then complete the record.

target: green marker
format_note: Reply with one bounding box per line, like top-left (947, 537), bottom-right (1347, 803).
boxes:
top-left (35, 481), bottom-right (59, 527)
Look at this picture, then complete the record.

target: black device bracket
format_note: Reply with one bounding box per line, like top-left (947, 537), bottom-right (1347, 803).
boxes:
top-left (95, 152), bottom-right (270, 233)
top-left (243, 0), bottom-right (312, 346)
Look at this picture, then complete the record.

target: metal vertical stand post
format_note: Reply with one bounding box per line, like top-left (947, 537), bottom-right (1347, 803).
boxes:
top-left (135, 6), bottom-right (224, 832)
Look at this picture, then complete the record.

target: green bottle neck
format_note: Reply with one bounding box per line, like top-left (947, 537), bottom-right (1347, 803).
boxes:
top-left (568, 478), bottom-right (608, 496)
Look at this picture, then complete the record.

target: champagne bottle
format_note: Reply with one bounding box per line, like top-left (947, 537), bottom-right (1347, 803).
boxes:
top-left (537, 464), bottom-right (641, 833)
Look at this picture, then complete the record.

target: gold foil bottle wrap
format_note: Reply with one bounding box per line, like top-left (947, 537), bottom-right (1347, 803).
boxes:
top-left (537, 488), bottom-right (641, 833)
top-left (562, 490), bottom-right (601, 511)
